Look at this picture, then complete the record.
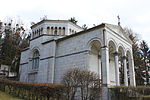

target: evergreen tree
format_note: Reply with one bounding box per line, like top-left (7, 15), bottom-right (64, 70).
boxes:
top-left (0, 20), bottom-right (29, 77)
top-left (139, 40), bottom-right (150, 85)
top-left (124, 28), bottom-right (145, 85)
top-left (68, 17), bottom-right (78, 24)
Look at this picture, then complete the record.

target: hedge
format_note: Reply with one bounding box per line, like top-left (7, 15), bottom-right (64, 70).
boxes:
top-left (0, 78), bottom-right (66, 100)
top-left (110, 86), bottom-right (150, 100)
top-left (3, 78), bottom-right (150, 100)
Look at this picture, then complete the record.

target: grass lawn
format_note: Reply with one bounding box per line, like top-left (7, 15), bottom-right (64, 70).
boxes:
top-left (0, 91), bottom-right (23, 100)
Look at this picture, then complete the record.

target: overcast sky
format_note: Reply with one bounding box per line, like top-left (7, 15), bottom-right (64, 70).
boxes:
top-left (0, 0), bottom-right (150, 45)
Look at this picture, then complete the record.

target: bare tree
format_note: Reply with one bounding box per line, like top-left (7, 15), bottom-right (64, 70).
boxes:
top-left (82, 24), bottom-right (88, 30)
top-left (61, 68), bottom-right (80, 100)
top-left (68, 17), bottom-right (78, 24)
top-left (61, 68), bottom-right (101, 100)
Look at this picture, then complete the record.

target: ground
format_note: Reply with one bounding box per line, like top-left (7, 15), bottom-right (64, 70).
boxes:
top-left (0, 91), bottom-right (23, 100)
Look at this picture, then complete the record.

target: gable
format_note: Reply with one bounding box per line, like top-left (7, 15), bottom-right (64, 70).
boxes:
top-left (105, 23), bottom-right (133, 44)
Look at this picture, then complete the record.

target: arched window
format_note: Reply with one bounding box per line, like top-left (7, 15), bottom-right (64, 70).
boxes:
top-left (41, 28), bottom-right (43, 35)
top-left (69, 29), bottom-right (71, 34)
top-left (59, 27), bottom-right (61, 35)
top-left (54, 30), bottom-right (57, 35)
top-left (32, 32), bottom-right (35, 38)
top-left (47, 27), bottom-right (50, 34)
top-left (36, 30), bottom-right (38, 36)
top-left (32, 50), bottom-right (40, 69)
top-left (51, 27), bottom-right (54, 35)
top-left (63, 27), bottom-right (65, 35)
top-left (54, 27), bottom-right (57, 35)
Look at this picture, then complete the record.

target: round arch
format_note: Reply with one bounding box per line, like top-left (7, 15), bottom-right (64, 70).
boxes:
top-left (125, 48), bottom-right (132, 57)
top-left (118, 45), bottom-right (126, 85)
top-left (118, 44), bottom-right (126, 56)
top-left (29, 47), bottom-right (40, 58)
top-left (107, 39), bottom-right (117, 52)
top-left (87, 37), bottom-right (102, 50)
top-left (108, 40), bottom-right (117, 85)
top-left (88, 38), bottom-right (102, 78)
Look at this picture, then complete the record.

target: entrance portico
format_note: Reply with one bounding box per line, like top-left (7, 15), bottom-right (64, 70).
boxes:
top-left (88, 28), bottom-right (136, 86)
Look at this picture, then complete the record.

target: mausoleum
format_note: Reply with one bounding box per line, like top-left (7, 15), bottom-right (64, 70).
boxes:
top-left (19, 19), bottom-right (136, 86)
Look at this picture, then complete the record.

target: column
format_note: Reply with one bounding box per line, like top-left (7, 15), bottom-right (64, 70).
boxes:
top-left (114, 52), bottom-right (120, 86)
top-left (101, 47), bottom-right (110, 86)
top-left (41, 28), bottom-right (43, 35)
top-left (101, 29), bottom-right (110, 100)
top-left (129, 55), bottom-right (136, 86)
top-left (48, 28), bottom-right (51, 35)
top-left (101, 47), bottom-right (110, 100)
top-left (61, 28), bottom-right (63, 35)
top-left (98, 55), bottom-right (101, 79)
top-left (122, 56), bottom-right (128, 86)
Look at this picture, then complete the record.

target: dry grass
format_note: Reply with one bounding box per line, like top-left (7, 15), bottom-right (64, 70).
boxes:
top-left (0, 91), bottom-right (23, 100)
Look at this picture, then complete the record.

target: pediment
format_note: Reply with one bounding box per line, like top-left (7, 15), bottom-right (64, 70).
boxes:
top-left (104, 23), bottom-right (132, 44)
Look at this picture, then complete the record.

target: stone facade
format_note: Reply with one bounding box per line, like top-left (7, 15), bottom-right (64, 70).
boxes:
top-left (19, 19), bottom-right (136, 86)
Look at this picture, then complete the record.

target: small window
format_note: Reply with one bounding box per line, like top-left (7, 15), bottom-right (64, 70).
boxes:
top-left (38, 29), bottom-right (41, 35)
top-left (41, 28), bottom-right (43, 35)
top-left (47, 27), bottom-right (50, 34)
top-left (32, 50), bottom-right (40, 69)
top-left (54, 30), bottom-right (57, 35)
top-left (63, 27), bottom-right (65, 35)
top-left (32, 32), bottom-right (35, 38)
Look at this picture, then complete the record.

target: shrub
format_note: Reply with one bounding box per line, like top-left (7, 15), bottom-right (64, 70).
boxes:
top-left (110, 86), bottom-right (150, 100)
top-left (0, 78), bottom-right (65, 100)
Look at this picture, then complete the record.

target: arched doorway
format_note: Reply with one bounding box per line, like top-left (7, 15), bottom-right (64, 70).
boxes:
top-left (89, 40), bottom-right (101, 78)
top-left (118, 46), bottom-right (125, 85)
top-left (126, 50), bottom-right (132, 85)
top-left (108, 41), bottom-right (117, 85)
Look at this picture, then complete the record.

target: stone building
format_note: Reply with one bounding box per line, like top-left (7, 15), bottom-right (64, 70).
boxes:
top-left (19, 19), bottom-right (136, 86)
top-left (0, 64), bottom-right (16, 77)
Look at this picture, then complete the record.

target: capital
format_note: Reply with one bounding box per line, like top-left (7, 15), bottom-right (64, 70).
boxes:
top-left (98, 55), bottom-right (101, 59)
top-left (113, 51), bottom-right (118, 56)
top-left (101, 46), bottom-right (108, 49)
top-left (122, 56), bottom-right (127, 60)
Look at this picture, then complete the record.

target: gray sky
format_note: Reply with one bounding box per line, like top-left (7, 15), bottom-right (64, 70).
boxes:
top-left (0, 0), bottom-right (150, 45)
